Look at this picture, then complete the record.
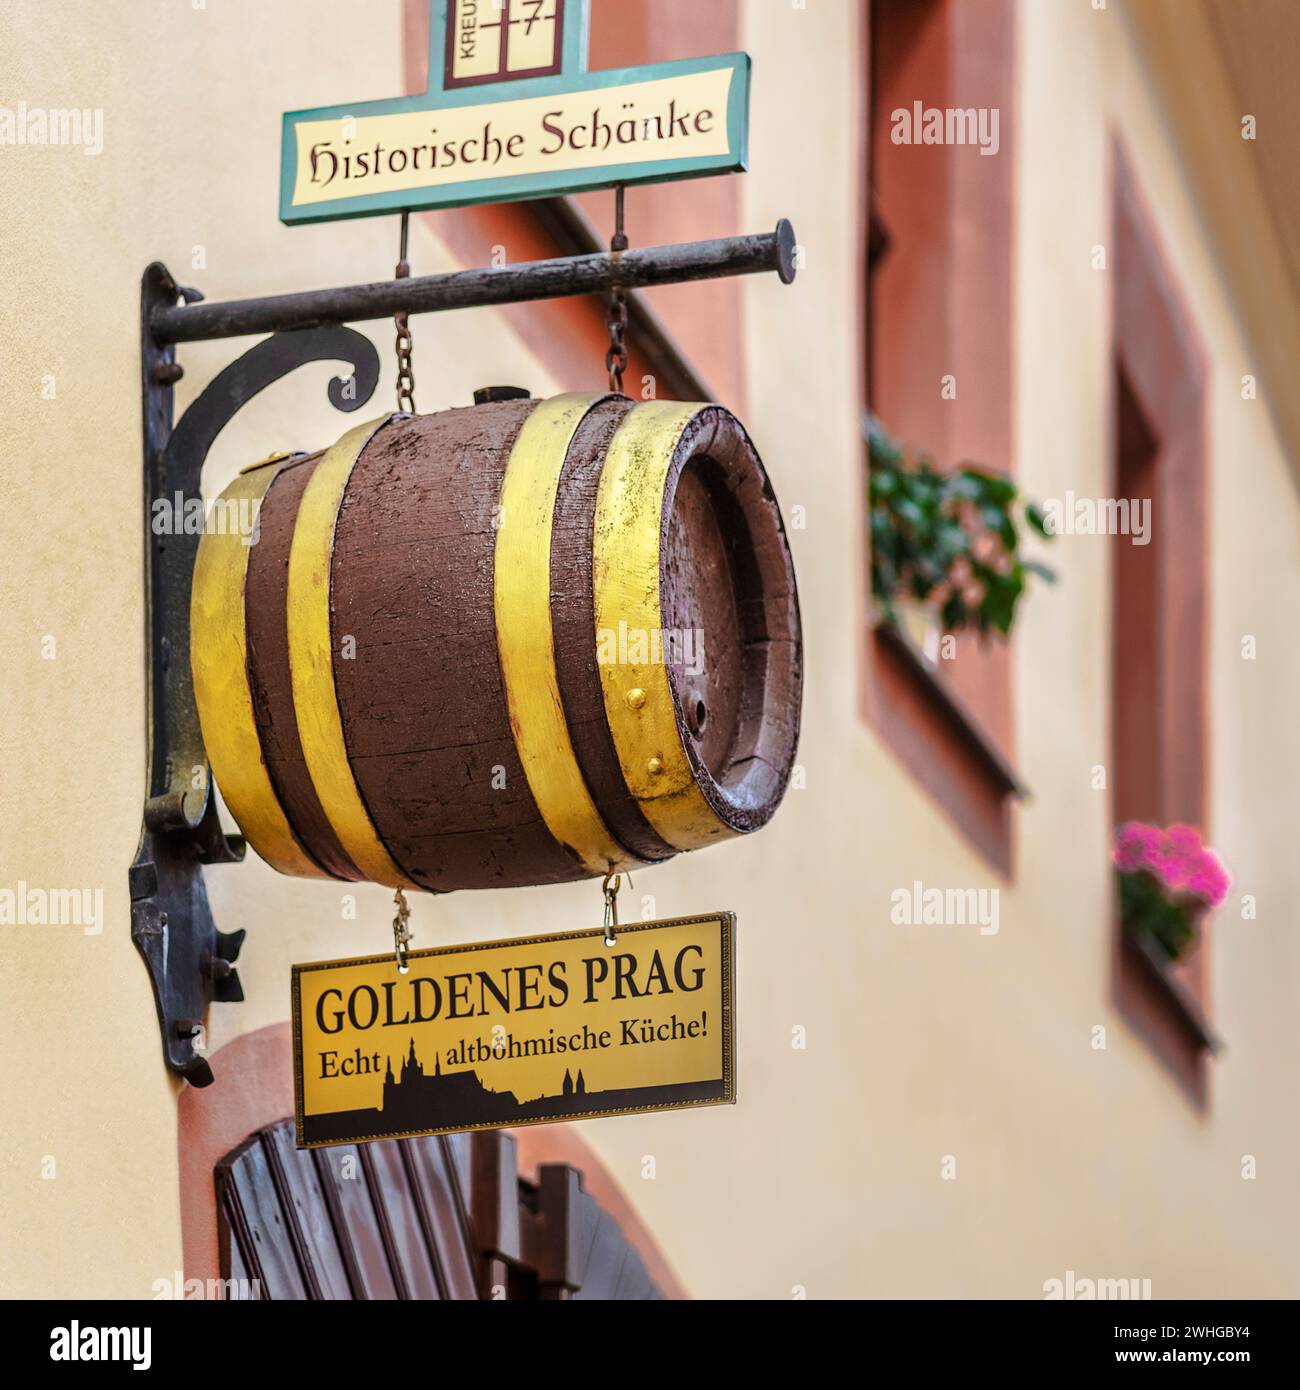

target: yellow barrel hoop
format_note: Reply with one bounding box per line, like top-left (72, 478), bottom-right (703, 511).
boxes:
top-left (494, 392), bottom-right (641, 874)
top-left (593, 402), bottom-right (734, 852)
top-left (191, 459), bottom-right (326, 879)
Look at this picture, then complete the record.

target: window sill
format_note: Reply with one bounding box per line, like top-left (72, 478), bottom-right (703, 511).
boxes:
top-left (872, 616), bottom-right (1027, 801)
top-left (1123, 931), bottom-right (1222, 1056)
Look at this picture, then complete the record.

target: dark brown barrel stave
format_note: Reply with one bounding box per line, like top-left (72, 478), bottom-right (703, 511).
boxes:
top-left (244, 450), bottom-right (363, 882)
top-left (328, 401), bottom-right (578, 892)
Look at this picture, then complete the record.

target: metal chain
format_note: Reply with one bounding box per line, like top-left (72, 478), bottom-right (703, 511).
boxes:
top-left (605, 185), bottom-right (629, 395)
top-left (600, 867), bottom-right (632, 947)
top-left (392, 886), bottom-right (413, 973)
top-left (394, 211), bottom-right (416, 414)
top-left (601, 869), bottom-right (622, 946)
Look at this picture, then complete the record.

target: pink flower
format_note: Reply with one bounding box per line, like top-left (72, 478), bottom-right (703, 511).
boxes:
top-left (1112, 821), bottom-right (1230, 910)
top-left (1167, 824), bottom-right (1203, 854)
top-left (1113, 821), bottom-right (1156, 873)
top-left (1186, 851), bottom-right (1230, 909)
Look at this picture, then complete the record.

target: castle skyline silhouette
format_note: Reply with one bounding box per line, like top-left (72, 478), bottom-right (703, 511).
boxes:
top-left (299, 1034), bottom-right (728, 1147)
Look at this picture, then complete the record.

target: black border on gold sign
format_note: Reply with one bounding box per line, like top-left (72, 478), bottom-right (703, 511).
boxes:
top-left (443, 0), bottom-right (567, 92)
top-left (291, 911), bottom-right (736, 1149)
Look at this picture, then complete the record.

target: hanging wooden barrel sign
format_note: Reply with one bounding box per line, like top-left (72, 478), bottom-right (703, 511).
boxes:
top-left (190, 391), bottom-right (802, 892)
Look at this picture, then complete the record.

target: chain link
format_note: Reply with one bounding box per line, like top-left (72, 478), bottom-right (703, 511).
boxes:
top-left (601, 868), bottom-right (629, 946)
top-left (392, 886), bottom-right (413, 972)
top-left (394, 211), bottom-right (416, 414)
top-left (394, 312), bottom-right (416, 414)
top-left (605, 185), bottom-right (629, 395)
top-left (605, 291), bottom-right (628, 395)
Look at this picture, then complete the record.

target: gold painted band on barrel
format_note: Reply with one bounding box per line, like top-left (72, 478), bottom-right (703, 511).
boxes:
top-left (593, 402), bottom-right (733, 852)
top-left (494, 392), bottom-right (638, 874)
top-left (191, 460), bottom-right (325, 878)
top-left (286, 416), bottom-right (423, 892)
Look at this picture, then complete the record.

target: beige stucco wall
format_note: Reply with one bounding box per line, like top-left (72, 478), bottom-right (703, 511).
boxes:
top-left (1, 0), bottom-right (1296, 1299)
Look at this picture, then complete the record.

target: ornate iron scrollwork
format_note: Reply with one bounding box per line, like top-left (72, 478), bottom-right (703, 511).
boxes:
top-left (130, 261), bottom-right (380, 1086)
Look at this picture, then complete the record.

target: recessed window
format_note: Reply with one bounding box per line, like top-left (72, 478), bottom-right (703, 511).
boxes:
top-left (861, 0), bottom-right (1020, 874)
top-left (1109, 142), bottom-right (1213, 1105)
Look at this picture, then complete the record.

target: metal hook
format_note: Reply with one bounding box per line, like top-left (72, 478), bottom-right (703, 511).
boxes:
top-left (602, 867), bottom-right (632, 947)
top-left (392, 886), bottom-right (413, 974)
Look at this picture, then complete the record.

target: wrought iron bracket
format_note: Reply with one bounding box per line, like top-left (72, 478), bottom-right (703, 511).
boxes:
top-left (130, 261), bottom-right (381, 1087)
top-left (130, 220), bottom-right (795, 1087)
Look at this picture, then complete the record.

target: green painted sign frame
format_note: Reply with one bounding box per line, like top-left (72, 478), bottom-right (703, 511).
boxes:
top-left (280, 1), bottom-right (750, 226)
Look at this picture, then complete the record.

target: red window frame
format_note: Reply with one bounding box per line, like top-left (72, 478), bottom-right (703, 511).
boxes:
top-left (1108, 139), bottom-right (1213, 1105)
top-left (861, 0), bottom-right (1020, 874)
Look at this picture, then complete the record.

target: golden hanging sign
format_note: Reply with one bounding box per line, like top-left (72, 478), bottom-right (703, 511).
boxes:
top-left (291, 913), bottom-right (735, 1148)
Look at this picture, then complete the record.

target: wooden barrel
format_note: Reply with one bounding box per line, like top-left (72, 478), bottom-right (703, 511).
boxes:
top-left (190, 391), bottom-right (802, 892)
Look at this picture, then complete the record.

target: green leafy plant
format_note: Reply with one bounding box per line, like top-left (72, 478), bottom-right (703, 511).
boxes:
top-left (867, 416), bottom-right (1055, 638)
top-left (1118, 869), bottom-right (1200, 961)
top-left (1114, 822), bottom-right (1231, 963)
